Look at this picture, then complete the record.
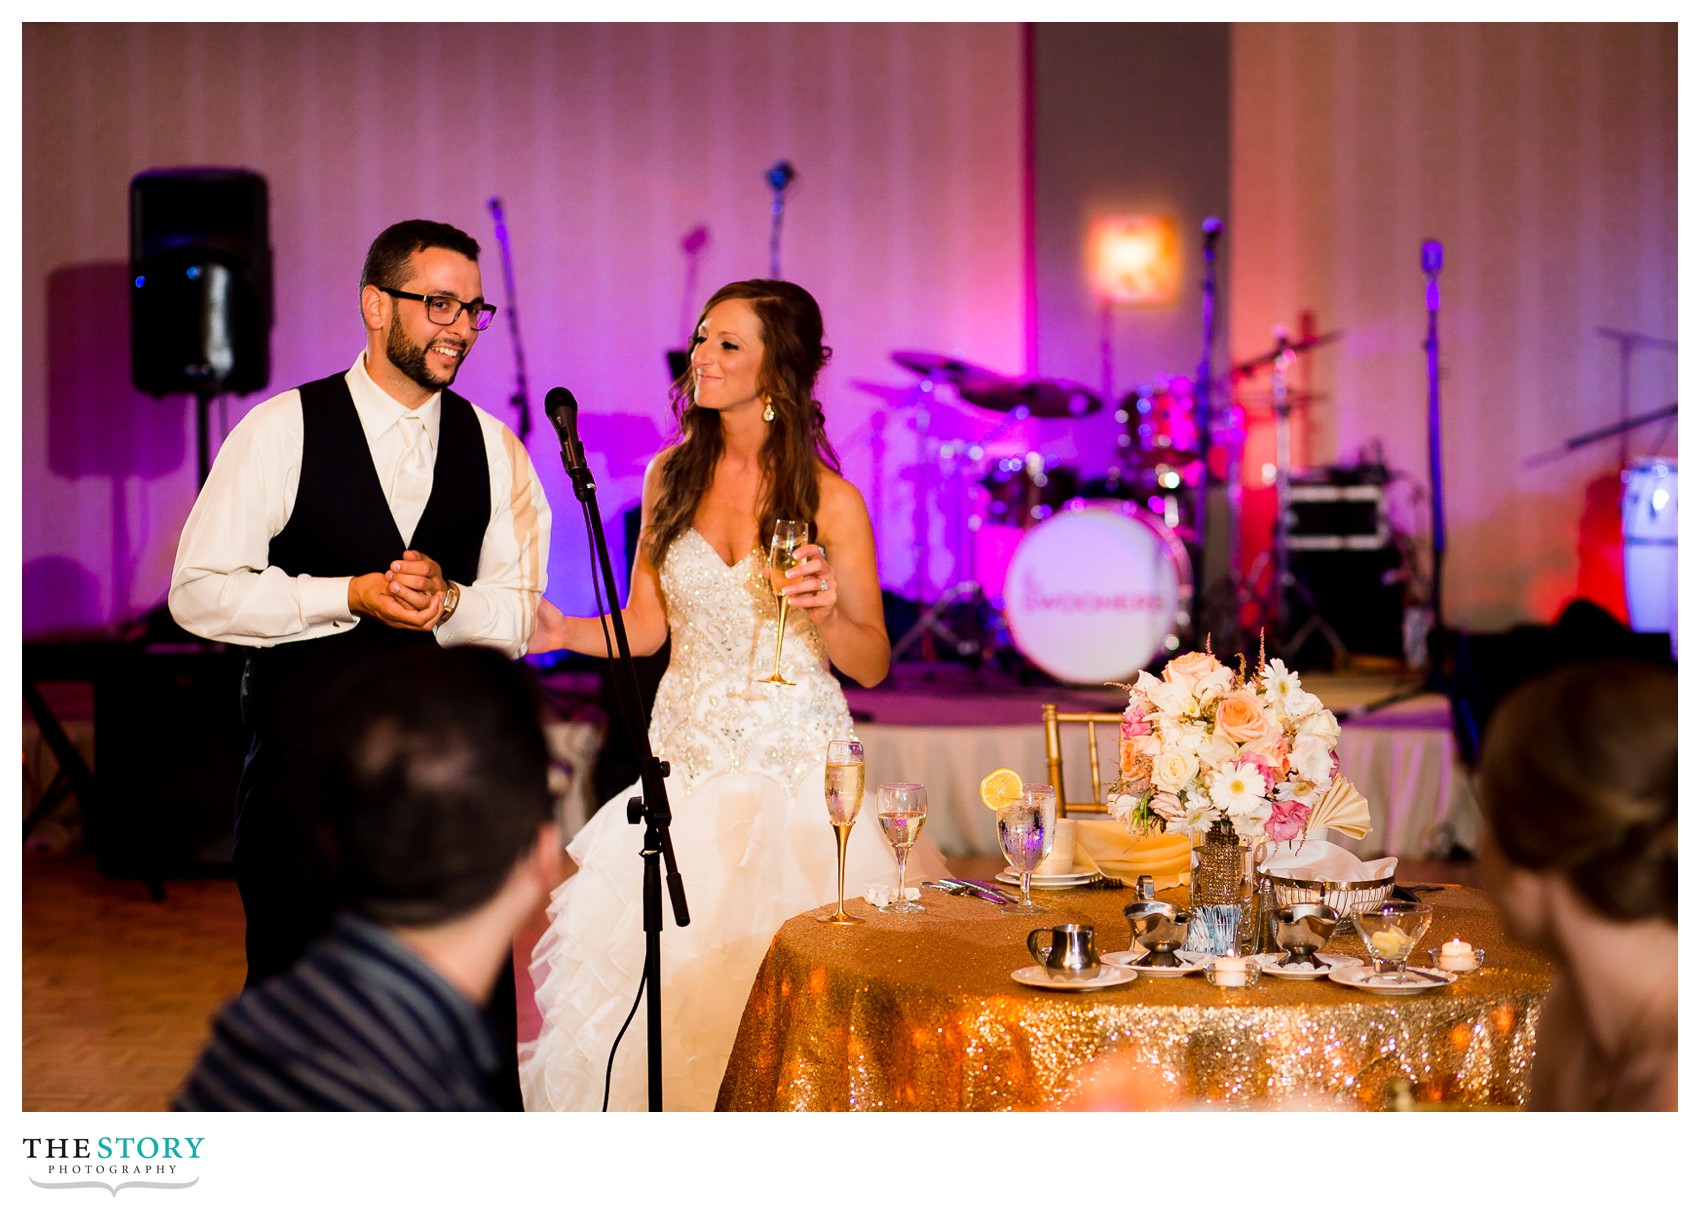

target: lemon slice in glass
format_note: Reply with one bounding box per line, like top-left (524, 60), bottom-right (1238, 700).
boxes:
top-left (979, 767), bottom-right (1025, 812)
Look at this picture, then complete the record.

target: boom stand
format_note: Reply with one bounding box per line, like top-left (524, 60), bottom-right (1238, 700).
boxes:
top-left (559, 454), bottom-right (689, 1110)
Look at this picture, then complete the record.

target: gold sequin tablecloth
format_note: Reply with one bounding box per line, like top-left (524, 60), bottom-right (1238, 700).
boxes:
top-left (715, 886), bottom-right (1550, 1111)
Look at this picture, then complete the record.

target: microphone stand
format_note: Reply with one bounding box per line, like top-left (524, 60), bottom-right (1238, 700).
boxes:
top-left (487, 197), bottom-right (533, 443)
top-left (1191, 217), bottom-right (1227, 648)
top-left (766, 160), bottom-right (795, 278)
top-left (553, 419), bottom-right (689, 1111)
top-left (1339, 241), bottom-right (1449, 726)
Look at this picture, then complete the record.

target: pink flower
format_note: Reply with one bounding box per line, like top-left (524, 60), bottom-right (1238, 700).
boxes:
top-left (1266, 800), bottom-right (1311, 842)
top-left (1121, 711), bottom-right (1151, 739)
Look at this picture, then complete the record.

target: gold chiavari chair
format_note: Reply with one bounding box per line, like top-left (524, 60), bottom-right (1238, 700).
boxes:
top-left (1041, 704), bottom-right (1126, 818)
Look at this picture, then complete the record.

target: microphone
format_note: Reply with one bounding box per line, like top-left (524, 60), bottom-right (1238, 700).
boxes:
top-left (1202, 216), bottom-right (1223, 252)
top-left (545, 386), bottom-right (588, 476)
top-left (1421, 239), bottom-right (1443, 276)
top-left (766, 160), bottom-right (796, 192)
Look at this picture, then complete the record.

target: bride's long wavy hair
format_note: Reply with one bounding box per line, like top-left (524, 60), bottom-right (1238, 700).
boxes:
top-left (646, 279), bottom-right (840, 566)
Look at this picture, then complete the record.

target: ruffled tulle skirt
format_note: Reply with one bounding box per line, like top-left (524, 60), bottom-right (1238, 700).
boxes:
top-left (520, 763), bottom-right (946, 1111)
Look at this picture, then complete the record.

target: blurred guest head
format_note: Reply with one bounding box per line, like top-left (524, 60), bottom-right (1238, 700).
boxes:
top-left (1473, 656), bottom-right (1677, 1113)
top-left (323, 642), bottom-right (559, 929)
top-left (1476, 657), bottom-right (1677, 931)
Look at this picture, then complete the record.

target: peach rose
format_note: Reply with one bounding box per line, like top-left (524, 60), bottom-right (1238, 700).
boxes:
top-left (1164, 650), bottom-right (1225, 693)
top-left (1214, 688), bottom-right (1268, 744)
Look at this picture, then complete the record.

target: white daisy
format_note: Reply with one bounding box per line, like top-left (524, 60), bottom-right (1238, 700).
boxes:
top-left (1208, 760), bottom-right (1269, 818)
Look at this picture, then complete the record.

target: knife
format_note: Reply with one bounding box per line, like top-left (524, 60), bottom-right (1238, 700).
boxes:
top-left (923, 879), bottom-right (1015, 906)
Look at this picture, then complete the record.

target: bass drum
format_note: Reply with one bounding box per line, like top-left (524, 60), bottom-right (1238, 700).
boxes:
top-left (1002, 503), bottom-right (1192, 684)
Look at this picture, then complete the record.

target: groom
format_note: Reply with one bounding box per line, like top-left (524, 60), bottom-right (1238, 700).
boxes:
top-left (169, 219), bottom-right (551, 1107)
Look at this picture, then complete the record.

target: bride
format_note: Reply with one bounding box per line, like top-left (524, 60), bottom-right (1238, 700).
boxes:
top-left (519, 279), bottom-right (946, 1111)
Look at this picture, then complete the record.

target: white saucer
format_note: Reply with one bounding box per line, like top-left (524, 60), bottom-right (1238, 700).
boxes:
top-left (996, 867), bottom-right (1098, 889)
top-left (1011, 963), bottom-right (1137, 991)
top-left (1100, 948), bottom-right (1209, 976)
top-left (1327, 964), bottom-right (1457, 994)
top-left (1250, 952), bottom-right (1354, 980)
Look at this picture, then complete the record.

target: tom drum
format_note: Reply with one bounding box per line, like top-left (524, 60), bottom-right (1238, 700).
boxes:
top-left (1002, 504), bottom-right (1192, 684)
top-left (1621, 458), bottom-right (1677, 655)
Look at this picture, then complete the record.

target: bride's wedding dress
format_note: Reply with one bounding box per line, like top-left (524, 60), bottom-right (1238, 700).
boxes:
top-left (520, 529), bottom-right (945, 1111)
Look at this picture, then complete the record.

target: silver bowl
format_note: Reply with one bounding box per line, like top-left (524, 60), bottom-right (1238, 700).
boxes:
top-left (1270, 902), bottom-right (1339, 969)
top-left (1123, 900), bottom-right (1190, 967)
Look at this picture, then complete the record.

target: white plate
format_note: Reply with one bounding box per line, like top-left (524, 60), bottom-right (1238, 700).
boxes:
top-left (1011, 963), bottom-right (1138, 991)
top-left (1250, 952), bottom-right (1355, 980)
top-left (996, 867), bottom-right (1098, 889)
top-left (1100, 948), bottom-right (1210, 976)
top-left (1327, 964), bottom-right (1457, 994)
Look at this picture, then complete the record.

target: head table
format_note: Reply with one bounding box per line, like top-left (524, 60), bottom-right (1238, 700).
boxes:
top-left (715, 883), bottom-right (1550, 1111)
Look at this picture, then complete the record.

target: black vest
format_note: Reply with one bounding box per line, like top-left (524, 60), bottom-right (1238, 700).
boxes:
top-left (244, 374), bottom-right (491, 753)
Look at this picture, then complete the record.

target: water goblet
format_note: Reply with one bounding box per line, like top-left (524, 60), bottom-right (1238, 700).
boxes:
top-left (1350, 900), bottom-right (1434, 985)
top-left (757, 519), bottom-right (807, 685)
top-left (876, 782), bottom-right (927, 914)
top-left (820, 740), bottom-right (866, 925)
top-left (995, 784), bottom-right (1056, 916)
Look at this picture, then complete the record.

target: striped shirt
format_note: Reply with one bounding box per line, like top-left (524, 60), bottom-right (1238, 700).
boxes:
top-left (175, 915), bottom-right (500, 1111)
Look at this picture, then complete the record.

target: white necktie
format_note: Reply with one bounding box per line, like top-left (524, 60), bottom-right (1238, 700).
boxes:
top-left (391, 413), bottom-right (433, 545)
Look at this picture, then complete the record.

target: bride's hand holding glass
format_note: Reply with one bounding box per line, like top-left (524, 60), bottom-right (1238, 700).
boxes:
top-left (779, 543), bottom-right (838, 621)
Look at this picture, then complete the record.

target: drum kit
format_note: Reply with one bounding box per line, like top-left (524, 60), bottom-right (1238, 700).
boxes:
top-left (877, 337), bottom-right (1337, 682)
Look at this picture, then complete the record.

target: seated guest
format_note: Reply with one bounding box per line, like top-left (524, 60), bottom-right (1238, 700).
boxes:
top-left (1474, 658), bottom-right (1678, 1112)
top-left (175, 645), bottom-right (561, 1111)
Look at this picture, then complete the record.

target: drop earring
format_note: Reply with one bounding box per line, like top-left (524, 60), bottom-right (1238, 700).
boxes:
top-left (762, 394), bottom-right (775, 423)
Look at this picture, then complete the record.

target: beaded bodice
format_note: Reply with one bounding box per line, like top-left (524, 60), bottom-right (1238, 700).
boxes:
top-left (649, 529), bottom-right (854, 793)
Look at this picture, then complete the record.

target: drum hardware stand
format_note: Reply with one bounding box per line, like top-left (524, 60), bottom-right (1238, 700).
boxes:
top-left (1258, 334), bottom-right (1348, 667)
top-left (1596, 327), bottom-right (1677, 466)
top-left (890, 398), bottom-right (1019, 666)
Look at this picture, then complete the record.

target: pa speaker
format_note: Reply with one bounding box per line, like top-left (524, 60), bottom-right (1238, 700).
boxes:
top-left (130, 167), bottom-right (272, 396)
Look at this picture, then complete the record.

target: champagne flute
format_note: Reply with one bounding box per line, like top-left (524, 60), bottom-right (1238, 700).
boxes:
top-left (876, 782), bottom-right (928, 915)
top-left (758, 519), bottom-right (807, 686)
top-left (820, 739), bottom-right (866, 925)
top-left (996, 783), bottom-right (1056, 916)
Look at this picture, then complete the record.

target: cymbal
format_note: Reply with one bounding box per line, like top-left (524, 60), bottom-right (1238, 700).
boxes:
top-left (891, 349), bottom-right (1000, 383)
top-left (956, 375), bottom-right (1103, 419)
top-left (1227, 330), bottom-right (1342, 379)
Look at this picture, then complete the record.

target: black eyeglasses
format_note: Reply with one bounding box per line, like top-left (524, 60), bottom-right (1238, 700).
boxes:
top-left (380, 287), bottom-right (498, 331)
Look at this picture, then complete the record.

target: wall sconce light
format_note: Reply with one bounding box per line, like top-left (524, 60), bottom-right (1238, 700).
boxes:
top-left (1088, 214), bottom-right (1180, 306)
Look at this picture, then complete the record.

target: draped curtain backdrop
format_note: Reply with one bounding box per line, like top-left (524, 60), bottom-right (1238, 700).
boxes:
top-left (21, 22), bottom-right (1675, 640)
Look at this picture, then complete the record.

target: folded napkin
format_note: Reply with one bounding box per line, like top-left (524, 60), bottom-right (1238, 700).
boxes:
top-left (1258, 838), bottom-right (1396, 883)
top-left (1075, 820), bottom-right (1192, 889)
top-left (1307, 778), bottom-right (1372, 839)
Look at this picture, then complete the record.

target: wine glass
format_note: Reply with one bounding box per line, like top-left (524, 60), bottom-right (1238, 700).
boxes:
top-left (819, 740), bottom-right (865, 925)
top-left (996, 783), bottom-right (1056, 916)
top-left (758, 519), bottom-right (807, 685)
top-left (1350, 900), bottom-right (1435, 984)
top-left (876, 782), bottom-right (927, 915)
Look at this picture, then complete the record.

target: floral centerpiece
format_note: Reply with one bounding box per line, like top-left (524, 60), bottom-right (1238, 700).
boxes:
top-left (1106, 641), bottom-right (1370, 853)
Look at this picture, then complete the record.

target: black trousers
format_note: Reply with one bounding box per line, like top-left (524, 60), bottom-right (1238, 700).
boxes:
top-left (234, 731), bottom-right (524, 1111)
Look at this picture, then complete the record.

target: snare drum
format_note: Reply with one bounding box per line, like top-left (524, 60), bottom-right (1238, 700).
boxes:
top-left (1001, 504), bottom-right (1192, 684)
top-left (1621, 458), bottom-right (1677, 653)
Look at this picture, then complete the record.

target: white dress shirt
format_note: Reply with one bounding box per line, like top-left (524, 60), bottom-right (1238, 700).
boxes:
top-left (169, 354), bottom-right (551, 658)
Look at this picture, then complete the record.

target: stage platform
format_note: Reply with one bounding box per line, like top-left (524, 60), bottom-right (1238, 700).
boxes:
top-left (845, 665), bottom-right (1478, 862)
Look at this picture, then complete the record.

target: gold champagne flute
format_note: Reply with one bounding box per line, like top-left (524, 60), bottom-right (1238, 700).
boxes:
top-left (819, 739), bottom-right (865, 925)
top-left (758, 519), bottom-right (806, 686)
